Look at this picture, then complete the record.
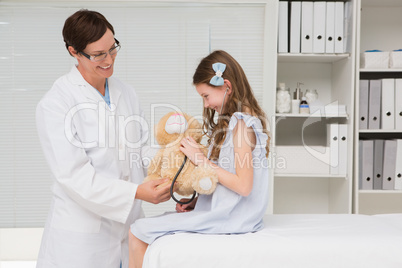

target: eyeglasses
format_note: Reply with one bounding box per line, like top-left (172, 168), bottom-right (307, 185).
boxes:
top-left (80, 38), bottom-right (121, 62)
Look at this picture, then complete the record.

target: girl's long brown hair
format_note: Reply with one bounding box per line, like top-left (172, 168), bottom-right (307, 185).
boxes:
top-left (193, 50), bottom-right (270, 161)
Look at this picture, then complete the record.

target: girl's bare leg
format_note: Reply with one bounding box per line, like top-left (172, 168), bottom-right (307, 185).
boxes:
top-left (129, 231), bottom-right (148, 268)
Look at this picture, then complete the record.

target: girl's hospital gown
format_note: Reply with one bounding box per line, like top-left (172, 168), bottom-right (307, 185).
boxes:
top-left (131, 112), bottom-right (270, 244)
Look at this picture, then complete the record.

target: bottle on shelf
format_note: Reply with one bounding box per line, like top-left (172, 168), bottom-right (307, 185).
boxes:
top-left (305, 89), bottom-right (318, 105)
top-left (292, 82), bottom-right (303, 114)
top-left (299, 97), bottom-right (310, 114)
top-left (276, 82), bottom-right (291, 113)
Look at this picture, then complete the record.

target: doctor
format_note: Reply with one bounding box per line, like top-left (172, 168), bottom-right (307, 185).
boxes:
top-left (36, 9), bottom-right (170, 268)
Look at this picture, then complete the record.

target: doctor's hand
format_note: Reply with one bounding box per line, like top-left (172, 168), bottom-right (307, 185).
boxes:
top-left (135, 178), bottom-right (171, 204)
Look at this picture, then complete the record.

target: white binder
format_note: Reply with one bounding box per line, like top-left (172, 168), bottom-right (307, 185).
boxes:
top-left (383, 140), bottom-right (397, 190)
top-left (278, 1), bottom-right (288, 53)
top-left (325, 2), bottom-right (335, 53)
top-left (301, 1), bottom-right (313, 53)
top-left (313, 1), bottom-right (326, 53)
top-left (395, 140), bottom-right (402, 190)
top-left (338, 124), bottom-right (348, 175)
top-left (395, 79), bottom-right (402, 130)
top-left (381, 78), bottom-right (395, 130)
top-left (328, 124), bottom-right (339, 175)
top-left (359, 80), bottom-right (369, 130)
top-left (290, 1), bottom-right (301, 53)
top-left (334, 1), bottom-right (344, 53)
top-left (359, 140), bottom-right (373, 190)
top-left (368, 80), bottom-right (381, 129)
top-left (373, 140), bottom-right (384, 190)
top-left (343, 1), bottom-right (353, 53)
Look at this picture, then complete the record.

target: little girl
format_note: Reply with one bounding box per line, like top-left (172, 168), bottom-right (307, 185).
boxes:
top-left (129, 50), bottom-right (270, 268)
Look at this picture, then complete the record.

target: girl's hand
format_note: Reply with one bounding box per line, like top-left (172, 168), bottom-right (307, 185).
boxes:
top-left (179, 136), bottom-right (207, 166)
top-left (175, 197), bottom-right (198, 213)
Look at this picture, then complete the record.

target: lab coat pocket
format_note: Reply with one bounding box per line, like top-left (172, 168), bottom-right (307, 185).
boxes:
top-left (50, 198), bottom-right (101, 233)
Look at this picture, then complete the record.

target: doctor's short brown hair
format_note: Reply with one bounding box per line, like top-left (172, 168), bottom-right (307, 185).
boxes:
top-left (62, 9), bottom-right (115, 56)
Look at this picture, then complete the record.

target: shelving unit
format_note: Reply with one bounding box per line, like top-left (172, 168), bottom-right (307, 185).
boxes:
top-left (275, 173), bottom-right (347, 179)
top-left (272, 0), bottom-right (357, 214)
top-left (276, 113), bottom-right (348, 118)
top-left (360, 69), bottom-right (402, 72)
top-left (360, 130), bottom-right (402, 134)
top-left (354, 0), bottom-right (402, 214)
top-left (278, 53), bottom-right (350, 63)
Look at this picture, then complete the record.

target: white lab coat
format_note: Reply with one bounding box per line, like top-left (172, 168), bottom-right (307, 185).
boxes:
top-left (36, 66), bottom-right (153, 268)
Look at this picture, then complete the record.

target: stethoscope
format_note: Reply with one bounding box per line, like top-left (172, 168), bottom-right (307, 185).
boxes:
top-left (170, 87), bottom-right (228, 205)
top-left (169, 155), bottom-right (197, 205)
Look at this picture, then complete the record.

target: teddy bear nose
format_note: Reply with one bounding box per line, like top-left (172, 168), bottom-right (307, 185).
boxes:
top-left (165, 114), bottom-right (188, 134)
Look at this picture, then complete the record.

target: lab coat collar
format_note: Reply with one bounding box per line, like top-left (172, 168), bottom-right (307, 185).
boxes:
top-left (67, 65), bottom-right (122, 106)
top-left (67, 65), bottom-right (90, 86)
top-left (107, 77), bottom-right (121, 108)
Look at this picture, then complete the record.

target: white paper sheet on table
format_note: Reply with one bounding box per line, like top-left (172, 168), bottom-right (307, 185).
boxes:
top-left (143, 214), bottom-right (402, 268)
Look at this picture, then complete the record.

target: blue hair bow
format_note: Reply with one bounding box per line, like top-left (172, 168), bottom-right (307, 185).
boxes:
top-left (209, 63), bottom-right (226, 86)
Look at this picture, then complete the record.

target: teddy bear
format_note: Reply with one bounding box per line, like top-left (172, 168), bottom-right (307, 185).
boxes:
top-left (144, 112), bottom-right (218, 201)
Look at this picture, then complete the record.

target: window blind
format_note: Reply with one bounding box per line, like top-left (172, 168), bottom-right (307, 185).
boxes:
top-left (0, 1), bottom-right (266, 226)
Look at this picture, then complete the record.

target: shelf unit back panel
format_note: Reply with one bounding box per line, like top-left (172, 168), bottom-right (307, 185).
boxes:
top-left (360, 5), bottom-right (402, 52)
top-left (274, 177), bottom-right (350, 214)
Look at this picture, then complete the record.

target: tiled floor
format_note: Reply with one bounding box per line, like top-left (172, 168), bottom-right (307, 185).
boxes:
top-left (0, 262), bottom-right (36, 268)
